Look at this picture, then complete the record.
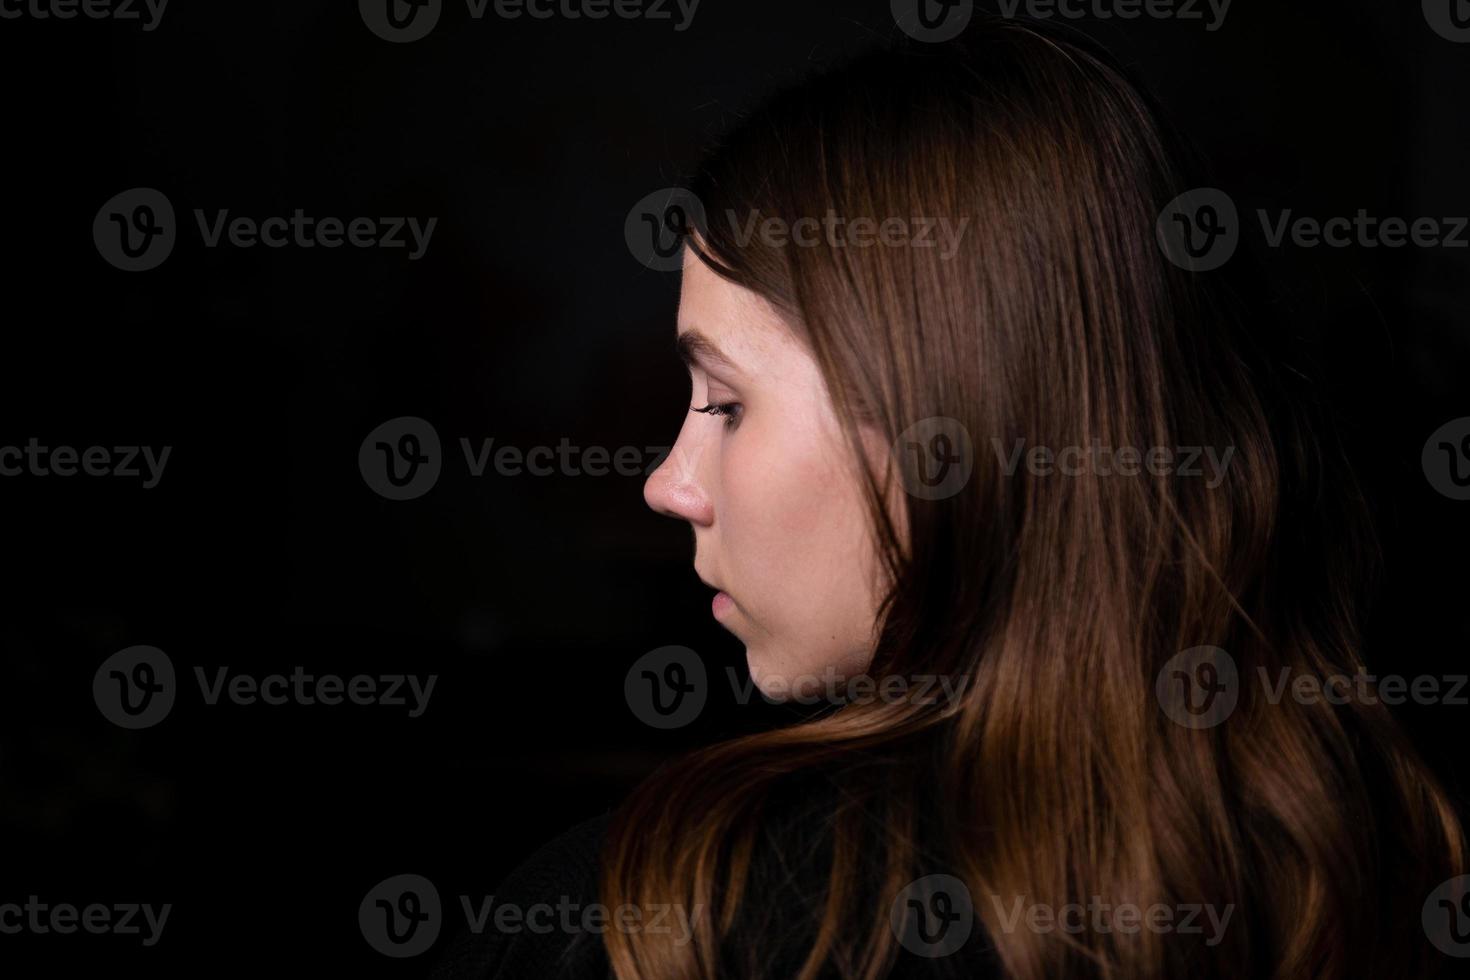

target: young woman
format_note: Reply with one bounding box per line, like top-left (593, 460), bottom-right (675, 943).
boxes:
top-left (435, 18), bottom-right (1464, 980)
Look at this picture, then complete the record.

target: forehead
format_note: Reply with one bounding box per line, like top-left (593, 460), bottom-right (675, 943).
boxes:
top-left (676, 248), bottom-right (793, 367)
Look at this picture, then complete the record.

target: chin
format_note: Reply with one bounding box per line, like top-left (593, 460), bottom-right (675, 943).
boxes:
top-left (744, 648), bottom-right (791, 700)
top-left (745, 648), bottom-right (833, 702)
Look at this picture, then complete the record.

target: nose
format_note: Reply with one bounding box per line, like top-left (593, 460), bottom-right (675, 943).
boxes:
top-left (644, 434), bottom-right (714, 526)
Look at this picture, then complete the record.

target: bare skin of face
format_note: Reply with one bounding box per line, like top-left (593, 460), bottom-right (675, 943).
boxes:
top-left (643, 248), bottom-right (894, 698)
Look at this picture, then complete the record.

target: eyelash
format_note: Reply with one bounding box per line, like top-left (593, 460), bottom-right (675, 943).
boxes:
top-left (691, 402), bottom-right (742, 428)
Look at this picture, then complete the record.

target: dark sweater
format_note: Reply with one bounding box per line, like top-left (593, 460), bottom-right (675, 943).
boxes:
top-left (428, 783), bottom-right (1001, 979)
top-left (429, 812), bottom-right (616, 979)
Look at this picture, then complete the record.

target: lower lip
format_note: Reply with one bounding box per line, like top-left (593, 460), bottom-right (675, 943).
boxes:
top-left (712, 591), bottom-right (734, 617)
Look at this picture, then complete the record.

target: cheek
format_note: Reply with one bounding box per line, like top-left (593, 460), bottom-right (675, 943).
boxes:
top-left (720, 416), bottom-right (875, 628)
top-left (723, 411), bottom-right (820, 535)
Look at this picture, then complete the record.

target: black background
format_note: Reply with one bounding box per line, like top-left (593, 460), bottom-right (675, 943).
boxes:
top-left (1, 0), bottom-right (1467, 974)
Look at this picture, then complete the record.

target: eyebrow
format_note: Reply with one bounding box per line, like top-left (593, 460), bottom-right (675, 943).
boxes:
top-left (675, 329), bottom-right (742, 376)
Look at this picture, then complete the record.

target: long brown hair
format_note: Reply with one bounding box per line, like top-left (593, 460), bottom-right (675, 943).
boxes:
top-left (605, 19), bottom-right (1464, 979)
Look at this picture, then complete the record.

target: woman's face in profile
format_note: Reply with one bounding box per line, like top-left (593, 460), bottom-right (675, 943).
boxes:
top-left (643, 248), bottom-right (890, 697)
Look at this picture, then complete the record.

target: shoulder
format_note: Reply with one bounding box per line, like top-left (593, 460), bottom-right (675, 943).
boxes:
top-left (427, 774), bottom-right (999, 979)
top-left (428, 812), bottom-right (613, 980)
top-left (491, 810), bottom-right (610, 909)
top-left (734, 769), bottom-right (1003, 979)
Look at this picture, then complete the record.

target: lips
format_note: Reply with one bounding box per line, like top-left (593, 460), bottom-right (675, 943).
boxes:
top-left (697, 571), bottom-right (734, 618)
